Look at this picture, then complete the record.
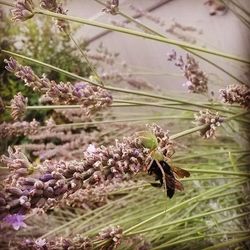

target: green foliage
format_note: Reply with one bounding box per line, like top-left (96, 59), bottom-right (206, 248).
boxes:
top-left (0, 11), bottom-right (91, 122)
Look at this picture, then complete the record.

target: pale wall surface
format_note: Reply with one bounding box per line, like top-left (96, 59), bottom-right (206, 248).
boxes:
top-left (66, 0), bottom-right (250, 96)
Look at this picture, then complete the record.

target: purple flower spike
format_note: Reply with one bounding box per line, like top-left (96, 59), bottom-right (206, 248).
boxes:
top-left (3, 213), bottom-right (27, 230)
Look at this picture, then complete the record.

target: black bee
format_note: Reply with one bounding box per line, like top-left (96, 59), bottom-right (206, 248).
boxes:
top-left (148, 160), bottom-right (187, 198)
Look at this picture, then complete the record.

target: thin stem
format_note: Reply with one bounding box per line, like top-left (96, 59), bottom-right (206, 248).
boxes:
top-left (229, 0), bottom-right (250, 17)
top-left (153, 212), bottom-right (250, 249)
top-left (127, 202), bottom-right (250, 235)
top-left (31, 8), bottom-right (250, 64)
top-left (170, 124), bottom-right (208, 140)
top-left (221, 0), bottom-right (250, 30)
top-left (171, 110), bottom-right (250, 140)
top-left (224, 110), bottom-right (249, 121)
top-left (154, 233), bottom-right (250, 250)
top-left (66, 31), bottom-right (104, 86)
top-left (173, 149), bottom-right (250, 162)
top-left (104, 1), bottom-right (245, 84)
top-left (184, 169), bottom-right (250, 177)
top-left (52, 116), bottom-right (189, 128)
top-left (0, 49), bottom-right (239, 114)
top-left (203, 236), bottom-right (250, 250)
top-left (123, 179), bottom-right (246, 234)
top-left (0, 0), bottom-right (14, 7)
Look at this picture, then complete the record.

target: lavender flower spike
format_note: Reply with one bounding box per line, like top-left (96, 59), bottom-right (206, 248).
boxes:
top-left (10, 92), bottom-right (28, 120)
top-left (11, 0), bottom-right (35, 22)
top-left (167, 50), bottom-right (208, 94)
top-left (4, 58), bottom-right (113, 116)
top-left (0, 119), bottom-right (40, 139)
top-left (0, 124), bottom-right (172, 218)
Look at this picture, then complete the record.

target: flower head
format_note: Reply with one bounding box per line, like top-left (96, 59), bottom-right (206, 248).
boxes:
top-left (40, 0), bottom-right (57, 11)
top-left (98, 225), bottom-right (123, 248)
top-left (11, 0), bottom-right (35, 22)
top-left (40, 0), bottom-right (69, 32)
top-left (194, 109), bottom-right (224, 139)
top-left (167, 50), bottom-right (208, 94)
top-left (3, 213), bottom-right (27, 230)
top-left (102, 0), bottom-right (119, 15)
top-left (219, 84), bottom-right (250, 109)
top-left (204, 0), bottom-right (227, 16)
top-left (10, 92), bottom-right (28, 120)
top-left (86, 144), bottom-right (97, 154)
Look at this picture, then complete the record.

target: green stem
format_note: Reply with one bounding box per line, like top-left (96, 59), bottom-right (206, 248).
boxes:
top-left (153, 212), bottom-right (250, 249)
top-left (66, 31), bottom-right (104, 86)
top-left (170, 124), bottom-right (208, 139)
top-left (52, 116), bottom-right (189, 128)
top-left (126, 202), bottom-right (250, 235)
top-left (221, 0), bottom-right (250, 30)
top-left (154, 233), bottom-right (250, 250)
top-left (123, 179), bottom-right (246, 234)
top-left (171, 110), bottom-right (249, 140)
top-left (173, 149), bottom-right (250, 162)
top-left (0, 49), bottom-right (239, 114)
top-left (229, 0), bottom-right (250, 17)
top-left (0, 0), bottom-right (14, 7)
top-left (181, 176), bottom-right (242, 181)
top-left (203, 235), bottom-right (250, 250)
top-left (224, 110), bottom-right (249, 121)
top-left (111, 2), bottom-right (245, 84)
top-left (31, 8), bottom-right (250, 64)
top-left (185, 169), bottom-right (250, 177)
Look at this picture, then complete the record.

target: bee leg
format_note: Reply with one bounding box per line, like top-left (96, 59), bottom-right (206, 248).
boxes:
top-left (147, 159), bottom-right (154, 174)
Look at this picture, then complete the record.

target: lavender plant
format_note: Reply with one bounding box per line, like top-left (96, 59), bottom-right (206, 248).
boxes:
top-left (0, 0), bottom-right (249, 249)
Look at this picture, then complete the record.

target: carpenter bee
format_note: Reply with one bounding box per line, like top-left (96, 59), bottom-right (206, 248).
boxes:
top-left (136, 130), bottom-right (190, 198)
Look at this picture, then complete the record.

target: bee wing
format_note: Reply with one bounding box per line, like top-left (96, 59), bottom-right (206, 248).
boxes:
top-left (174, 179), bottom-right (184, 191)
top-left (165, 174), bottom-right (175, 198)
top-left (172, 166), bottom-right (190, 178)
